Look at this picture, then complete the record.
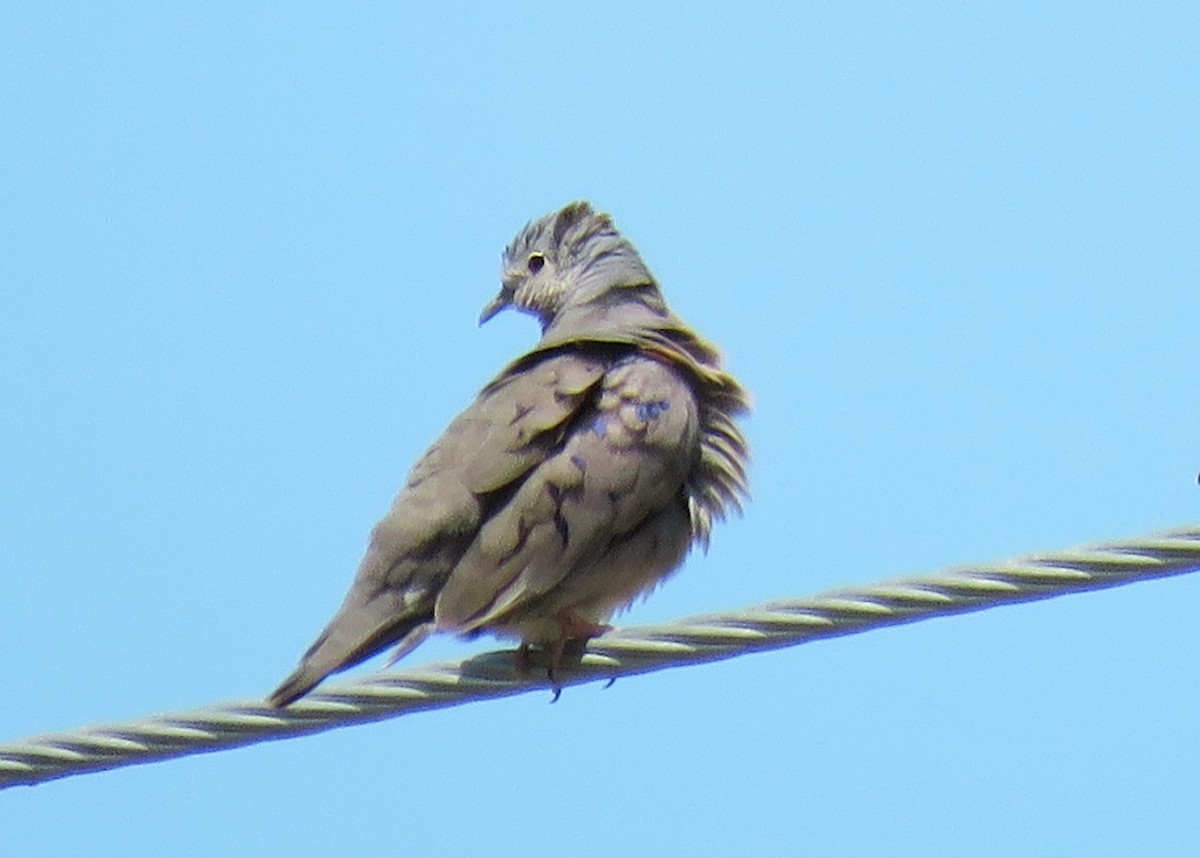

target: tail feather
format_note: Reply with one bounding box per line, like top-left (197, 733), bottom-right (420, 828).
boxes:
top-left (268, 662), bottom-right (332, 709)
top-left (268, 599), bottom-right (435, 707)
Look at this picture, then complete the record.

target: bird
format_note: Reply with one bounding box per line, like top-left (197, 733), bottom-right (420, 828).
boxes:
top-left (268, 201), bottom-right (750, 706)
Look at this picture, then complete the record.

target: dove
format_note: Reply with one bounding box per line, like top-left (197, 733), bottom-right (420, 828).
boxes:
top-left (268, 201), bottom-right (749, 706)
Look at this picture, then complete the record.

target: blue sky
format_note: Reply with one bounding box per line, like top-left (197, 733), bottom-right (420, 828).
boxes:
top-left (3, 3), bottom-right (1198, 855)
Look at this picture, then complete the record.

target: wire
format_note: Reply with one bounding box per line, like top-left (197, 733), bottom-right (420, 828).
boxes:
top-left (2, 524), bottom-right (1197, 789)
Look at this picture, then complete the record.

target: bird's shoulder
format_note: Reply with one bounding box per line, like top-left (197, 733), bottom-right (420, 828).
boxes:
top-left (409, 347), bottom-right (618, 493)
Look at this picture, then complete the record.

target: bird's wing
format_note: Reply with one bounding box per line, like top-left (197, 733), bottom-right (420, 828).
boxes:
top-left (434, 353), bottom-right (701, 634)
top-left (268, 350), bottom-right (610, 705)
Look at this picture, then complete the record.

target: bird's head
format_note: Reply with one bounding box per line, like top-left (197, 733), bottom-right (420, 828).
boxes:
top-left (480, 201), bottom-right (659, 331)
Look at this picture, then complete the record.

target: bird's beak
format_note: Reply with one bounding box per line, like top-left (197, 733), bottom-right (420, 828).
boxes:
top-left (478, 291), bottom-right (509, 325)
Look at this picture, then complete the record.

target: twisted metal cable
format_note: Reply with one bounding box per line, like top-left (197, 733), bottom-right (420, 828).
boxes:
top-left (3, 524), bottom-right (1199, 790)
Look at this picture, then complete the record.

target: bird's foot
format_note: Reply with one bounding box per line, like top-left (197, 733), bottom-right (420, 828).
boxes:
top-left (553, 609), bottom-right (612, 640)
top-left (546, 611), bottom-right (612, 701)
top-left (511, 612), bottom-right (612, 701)
top-left (512, 642), bottom-right (564, 701)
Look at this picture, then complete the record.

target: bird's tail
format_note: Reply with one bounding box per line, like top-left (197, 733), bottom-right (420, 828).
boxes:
top-left (268, 599), bottom-right (434, 707)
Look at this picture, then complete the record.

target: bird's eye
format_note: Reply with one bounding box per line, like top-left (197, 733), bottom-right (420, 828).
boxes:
top-left (527, 252), bottom-right (546, 274)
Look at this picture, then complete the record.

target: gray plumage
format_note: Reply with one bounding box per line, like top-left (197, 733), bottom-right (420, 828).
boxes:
top-left (268, 201), bottom-right (749, 707)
